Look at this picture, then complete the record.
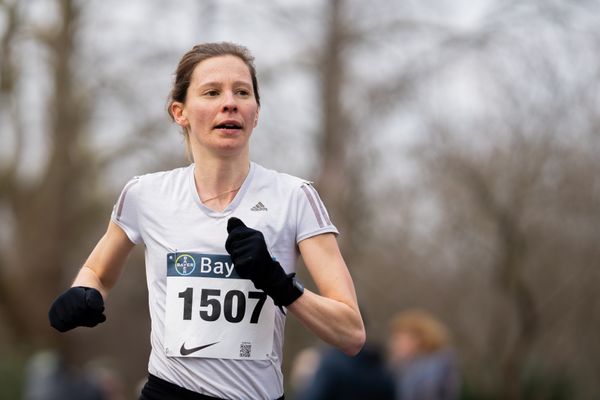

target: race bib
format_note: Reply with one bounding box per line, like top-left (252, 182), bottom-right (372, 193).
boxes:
top-left (164, 252), bottom-right (275, 360)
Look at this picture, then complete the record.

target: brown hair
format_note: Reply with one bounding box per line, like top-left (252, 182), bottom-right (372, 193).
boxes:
top-left (167, 42), bottom-right (260, 157)
top-left (389, 309), bottom-right (450, 354)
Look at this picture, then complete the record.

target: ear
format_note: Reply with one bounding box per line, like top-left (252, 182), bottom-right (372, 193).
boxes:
top-left (170, 101), bottom-right (189, 127)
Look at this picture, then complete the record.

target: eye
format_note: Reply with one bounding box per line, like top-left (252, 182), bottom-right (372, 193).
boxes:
top-left (236, 89), bottom-right (251, 97)
top-left (204, 89), bottom-right (219, 97)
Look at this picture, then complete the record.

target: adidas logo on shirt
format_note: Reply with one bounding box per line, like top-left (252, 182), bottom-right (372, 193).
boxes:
top-left (250, 202), bottom-right (268, 212)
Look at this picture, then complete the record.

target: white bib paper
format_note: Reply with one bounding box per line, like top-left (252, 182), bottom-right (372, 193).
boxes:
top-left (164, 252), bottom-right (275, 360)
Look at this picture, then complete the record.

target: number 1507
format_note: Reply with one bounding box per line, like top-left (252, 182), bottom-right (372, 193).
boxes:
top-left (178, 288), bottom-right (268, 324)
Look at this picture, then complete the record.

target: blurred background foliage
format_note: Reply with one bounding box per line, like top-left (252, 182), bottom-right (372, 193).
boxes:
top-left (1, 0), bottom-right (600, 399)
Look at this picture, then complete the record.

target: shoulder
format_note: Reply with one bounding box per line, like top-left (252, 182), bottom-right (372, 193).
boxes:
top-left (117, 165), bottom-right (193, 209)
top-left (135, 164), bottom-right (192, 184)
top-left (252, 162), bottom-right (312, 191)
top-left (132, 164), bottom-right (193, 192)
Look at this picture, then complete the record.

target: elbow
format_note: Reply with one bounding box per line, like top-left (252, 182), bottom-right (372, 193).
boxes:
top-left (341, 325), bottom-right (366, 356)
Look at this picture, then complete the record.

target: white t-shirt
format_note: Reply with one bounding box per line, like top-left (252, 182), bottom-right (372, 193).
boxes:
top-left (111, 162), bottom-right (337, 400)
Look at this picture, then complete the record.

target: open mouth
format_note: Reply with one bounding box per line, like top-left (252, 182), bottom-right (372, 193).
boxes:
top-left (214, 122), bottom-right (242, 130)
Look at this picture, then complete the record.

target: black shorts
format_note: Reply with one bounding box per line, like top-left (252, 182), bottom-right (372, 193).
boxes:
top-left (139, 374), bottom-right (284, 400)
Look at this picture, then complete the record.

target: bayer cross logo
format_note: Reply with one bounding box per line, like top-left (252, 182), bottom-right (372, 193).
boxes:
top-left (174, 254), bottom-right (196, 276)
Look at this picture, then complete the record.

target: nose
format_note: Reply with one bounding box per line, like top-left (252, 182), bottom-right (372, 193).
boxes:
top-left (221, 91), bottom-right (238, 113)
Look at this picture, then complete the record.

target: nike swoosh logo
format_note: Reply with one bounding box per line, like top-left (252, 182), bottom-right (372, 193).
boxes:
top-left (180, 341), bottom-right (220, 356)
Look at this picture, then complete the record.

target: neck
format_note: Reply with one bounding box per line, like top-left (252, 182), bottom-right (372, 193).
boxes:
top-left (192, 148), bottom-right (250, 211)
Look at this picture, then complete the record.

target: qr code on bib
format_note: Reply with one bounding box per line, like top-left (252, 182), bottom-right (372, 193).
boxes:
top-left (240, 342), bottom-right (252, 358)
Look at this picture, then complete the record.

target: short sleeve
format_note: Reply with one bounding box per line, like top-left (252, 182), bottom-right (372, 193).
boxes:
top-left (111, 176), bottom-right (143, 244)
top-left (295, 183), bottom-right (339, 243)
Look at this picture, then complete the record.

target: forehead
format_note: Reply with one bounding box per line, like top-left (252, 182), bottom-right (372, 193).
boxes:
top-left (190, 55), bottom-right (253, 86)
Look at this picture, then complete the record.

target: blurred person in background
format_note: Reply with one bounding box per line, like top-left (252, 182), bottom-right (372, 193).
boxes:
top-left (289, 346), bottom-right (322, 395)
top-left (294, 343), bottom-right (396, 400)
top-left (388, 309), bottom-right (460, 400)
top-left (84, 359), bottom-right (127, 400)
top-left (48, 42), bottom-right (365, 400)
top-left (23, 350), bottom-right (105, 400)
top-left (293, 313), bottom-right (395, 400)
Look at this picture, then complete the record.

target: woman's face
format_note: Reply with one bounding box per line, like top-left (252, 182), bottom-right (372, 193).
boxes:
top-left (389, 330), bottom-right (421, 362)
top-left (173, 55), bottom-right (259, 157)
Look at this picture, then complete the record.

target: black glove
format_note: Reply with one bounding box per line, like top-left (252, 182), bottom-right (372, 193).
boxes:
top-left (49, 286), bottom-right (106, 332)
top-left (225, 217), bottom-right (303, 307)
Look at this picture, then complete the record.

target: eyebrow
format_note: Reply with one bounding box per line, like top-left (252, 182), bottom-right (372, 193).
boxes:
top-left (197, 80), bottom-right (252, 89)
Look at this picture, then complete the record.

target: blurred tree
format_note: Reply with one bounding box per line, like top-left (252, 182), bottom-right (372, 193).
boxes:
top-left (0, 0), bottom-right (170, 394)
top-left (408, 3), bottom-right (600, 397)
top-left (0, 0), bottom-right (94, 347)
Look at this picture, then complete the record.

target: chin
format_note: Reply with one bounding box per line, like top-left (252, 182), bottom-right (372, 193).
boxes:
top-left (193, 135), bottom-right (250, 158)
top-left (214, 141), bottom-right (248, 157)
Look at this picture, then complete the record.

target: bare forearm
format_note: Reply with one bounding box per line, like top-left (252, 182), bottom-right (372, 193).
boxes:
top-left (72, 266), bottom-right (109, 299)
top-left (288, 290), bottom-right (365, 356)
